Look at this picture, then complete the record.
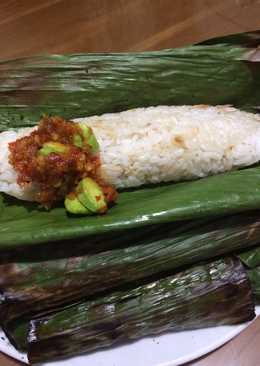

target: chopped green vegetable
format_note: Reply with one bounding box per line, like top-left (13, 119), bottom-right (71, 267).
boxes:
top-left (79, 124), bottom-right (99, 153)
top-left (87, 133), bottom-right (99, 153)
top-left (72, 134), bottom-right (83, 148)
top-left (38, 142), bottom-right (68, 156)
top-left (64, 195), bottom-right (91, 215)
top-left (76, 177), bottom-right (106, 213)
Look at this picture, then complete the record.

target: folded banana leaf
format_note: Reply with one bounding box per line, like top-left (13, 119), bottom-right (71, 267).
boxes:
top-left (0, 42), bottom-right (259, 132)
top-left (248, 267), bottom-right (260, 302)
top-left (1, 212), bottom-right (260, 325)
top-left (4, 257), bottom-right (255, 363)
top-left (1, 33), bottom-right (260, 248)
top-left (200, 30), bottom-right (260, 47)
top-left (3, 166), bottom-right (260, 249)
top-left (238, 246), bottom-right (260, 268)
top-left (2, 30), bottom-right (260, 364)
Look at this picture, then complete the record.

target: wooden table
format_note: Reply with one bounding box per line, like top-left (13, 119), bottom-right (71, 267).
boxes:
top-left (1, 0), bottom-right (260, 365)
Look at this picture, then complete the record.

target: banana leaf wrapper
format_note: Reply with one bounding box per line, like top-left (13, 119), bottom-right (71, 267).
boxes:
top-left (0, 42), bottom-right (259, 132)
top-left (238, 246), bottom-right (260, 268)
top-left (4, 257), bottom-right (254, 363)
top-left (248, 267), bottom-right (260, 302)
top-left (1, 33), bottom-right (260, 247)
top-left (1, 30), bottom-right (260, 362)
top-left (1, 212), bottom-right (260, 325)
top-left (3, 166), bottom-right (260, 249)
top-left (201, 30), bottom-right (260, 47)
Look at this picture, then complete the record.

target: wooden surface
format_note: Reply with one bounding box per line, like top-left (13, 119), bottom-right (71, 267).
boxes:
top-left (1, 0), bottom-right (260, 365)
top-left (1, 0), bottom-right (260, 59)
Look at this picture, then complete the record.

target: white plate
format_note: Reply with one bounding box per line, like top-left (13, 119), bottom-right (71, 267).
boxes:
top-left (1, 306), bottom-right (259, 366)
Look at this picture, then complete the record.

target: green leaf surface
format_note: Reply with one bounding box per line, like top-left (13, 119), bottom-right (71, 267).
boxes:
top-left (0, 44), bottom-right (256, 131)
top-left (6, 257), bottom-right (255, 359)
top-left (1, 212), bottom-right (260, 325)
top-left (239, 246), bottom-right (260, 268)
top-left (1, 40), bottom-right (260, 249)
top-left (248, 267), bottom-right (260, 302)
top-left (2, 167), bottom-right (260, 248)
top-left (200, 30), bottom-right (260, 47)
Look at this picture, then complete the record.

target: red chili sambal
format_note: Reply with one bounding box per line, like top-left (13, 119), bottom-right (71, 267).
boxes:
top-left (8, 116), bottom-right (117, 208)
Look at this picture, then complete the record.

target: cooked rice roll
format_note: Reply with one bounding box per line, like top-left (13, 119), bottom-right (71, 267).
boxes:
top-left (1, 105), bottom-right (260, 202)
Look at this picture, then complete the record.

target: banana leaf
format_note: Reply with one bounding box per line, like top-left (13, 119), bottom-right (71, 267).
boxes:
top-left (1, 36), bottom-right (260, 248)
top-left (2, 167), bottom-right (260, 248)
top-left (238, 246), bottom-right (260, 268)
top-left (248, 267), bottom-right (260, 302)
top-left (0, 43), bottom-right (259, 131)
top-left (2, 30), bottom-right (260, 363)
top-left (199, 30), bottom-right (260, 110)
top-left (1, 212), bottom-right (260, 324)
top-left (4, 257), bottom-right (255, 362)
top-left (200, 30), bottom-right (260, 47)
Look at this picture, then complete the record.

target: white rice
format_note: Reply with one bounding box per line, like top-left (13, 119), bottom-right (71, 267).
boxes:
top-left (0, 127), bottom-right (38, 200)
top-left (2, 105), bottom-right (260, 201)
